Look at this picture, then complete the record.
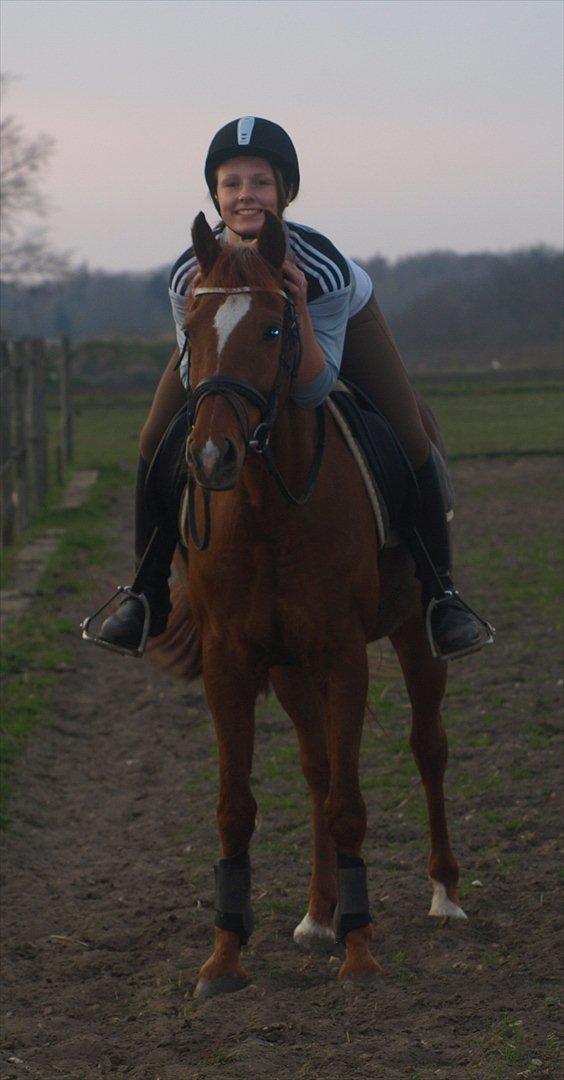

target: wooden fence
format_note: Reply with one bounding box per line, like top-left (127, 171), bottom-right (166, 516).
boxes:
top-left (1, 337), bottom-right (73, 549)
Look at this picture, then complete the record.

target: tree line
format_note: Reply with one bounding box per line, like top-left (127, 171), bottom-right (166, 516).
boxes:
top-left (1, 89), bottom-right (561, 375)
top-left (1, 246), bottom-right (562, 374)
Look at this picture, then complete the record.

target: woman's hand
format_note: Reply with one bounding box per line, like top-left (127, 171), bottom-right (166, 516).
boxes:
top-left (282, 259), bottom-right (308, 313)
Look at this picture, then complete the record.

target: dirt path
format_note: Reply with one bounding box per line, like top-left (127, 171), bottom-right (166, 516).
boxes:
top-left (1, 461), bottom-right (562, 1079)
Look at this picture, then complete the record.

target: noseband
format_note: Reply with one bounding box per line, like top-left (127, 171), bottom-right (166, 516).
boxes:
top-left (183, 285), bottom-right (325, 550)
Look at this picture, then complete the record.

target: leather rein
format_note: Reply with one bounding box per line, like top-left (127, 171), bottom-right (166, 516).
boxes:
top-left (183, 285), bottom-right (326, 550)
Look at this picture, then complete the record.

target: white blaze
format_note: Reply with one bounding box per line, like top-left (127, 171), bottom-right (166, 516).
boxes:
top-left (213, 294), bottom-right (252, 359)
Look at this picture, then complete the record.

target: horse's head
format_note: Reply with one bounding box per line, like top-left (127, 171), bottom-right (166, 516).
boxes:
top-left (185, 211), bottom-right (297, 491)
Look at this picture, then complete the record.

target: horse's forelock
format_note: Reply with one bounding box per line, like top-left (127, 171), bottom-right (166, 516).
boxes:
top-left (204, 245), bottom-right (282, 292)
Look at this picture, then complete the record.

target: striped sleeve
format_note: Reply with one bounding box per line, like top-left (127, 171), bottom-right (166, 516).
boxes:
top-left (286, 222), bottom-right (351, 302)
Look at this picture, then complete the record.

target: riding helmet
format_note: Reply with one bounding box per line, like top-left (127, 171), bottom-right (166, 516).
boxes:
top-left (205, 117), bottom-right (300, 210)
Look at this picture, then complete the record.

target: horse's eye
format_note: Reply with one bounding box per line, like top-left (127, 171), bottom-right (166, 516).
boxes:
top-left (263, 326), bottom-right (281, 341)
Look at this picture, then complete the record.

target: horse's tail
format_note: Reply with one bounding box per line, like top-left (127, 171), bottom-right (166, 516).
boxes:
top-left (145, 551), bottom-right (202, 683)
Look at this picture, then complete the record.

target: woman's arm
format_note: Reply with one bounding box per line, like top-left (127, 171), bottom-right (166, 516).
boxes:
top-left (282, 259), bottom-right (326, 385)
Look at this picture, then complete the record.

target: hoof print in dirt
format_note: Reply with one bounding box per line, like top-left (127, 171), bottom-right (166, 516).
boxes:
top-left (193, 975), bottom-right (251, 1000)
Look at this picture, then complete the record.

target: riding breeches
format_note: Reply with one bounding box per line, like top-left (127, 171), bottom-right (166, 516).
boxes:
top-left (339, 292), bottom-right (430, 469)
top-left (140, 291), bottom-right (430, 469)
top-left (140, 348), bottom-right (187, 462)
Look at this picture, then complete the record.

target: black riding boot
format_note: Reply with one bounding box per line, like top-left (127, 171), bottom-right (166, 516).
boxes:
top-left (98, 457), bottom-right (176, 653)
top-left (408, 453), bottom-right (493, 660)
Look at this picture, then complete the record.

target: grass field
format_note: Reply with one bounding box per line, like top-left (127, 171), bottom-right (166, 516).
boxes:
top-left (41, 375), bottom-right (564, 479)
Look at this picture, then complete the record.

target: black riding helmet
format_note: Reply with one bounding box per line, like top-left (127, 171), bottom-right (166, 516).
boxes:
top-left (205, 116), bottom-right (300, 212)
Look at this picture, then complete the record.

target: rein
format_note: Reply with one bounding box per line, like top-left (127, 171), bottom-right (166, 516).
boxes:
top-left (184, 285), bottom-right (325, 550)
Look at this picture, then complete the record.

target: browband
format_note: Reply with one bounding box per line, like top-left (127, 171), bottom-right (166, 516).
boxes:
top-left (194, 286), bottom-right (288, 299)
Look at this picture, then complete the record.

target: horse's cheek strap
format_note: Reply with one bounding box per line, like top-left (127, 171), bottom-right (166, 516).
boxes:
top-left (214, 853), bottom-right (254, 945)
top-left (334, 854), bottom-right (372, 943)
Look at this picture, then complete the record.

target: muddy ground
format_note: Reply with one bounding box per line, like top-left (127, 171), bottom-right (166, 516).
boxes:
top-left (1, 457), bottom-right (562, 1079)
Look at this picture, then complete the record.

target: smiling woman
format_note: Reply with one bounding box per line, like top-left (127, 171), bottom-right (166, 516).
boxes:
top-left (215, 158), bottom-right (283, 232)
top-left (92, 114), bottom-right (491, 665)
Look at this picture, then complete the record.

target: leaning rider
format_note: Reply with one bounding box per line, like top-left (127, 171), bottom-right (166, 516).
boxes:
top-left (96, 116), bottom-right (491, 661)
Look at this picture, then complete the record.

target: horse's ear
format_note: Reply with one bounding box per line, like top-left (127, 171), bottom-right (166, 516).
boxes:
top-left (191, 212), bottom-right (221, 275)
top-left (257, 211), bottom-right (286, 270)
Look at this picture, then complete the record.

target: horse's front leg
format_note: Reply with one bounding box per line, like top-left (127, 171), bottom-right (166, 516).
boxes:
top-left (194, 642), bottom-right (260, 1000)
top-left (390, 614), bottom-right (467, 920)
top-left (323, 631), bottom-right (383, 984)
top-left (269, 666), bottom-right (337, 950)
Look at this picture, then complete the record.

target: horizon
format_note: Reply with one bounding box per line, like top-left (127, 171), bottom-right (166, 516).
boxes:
top-left (1, 0), bottom-right (563, 275)
top-left (4, 238), bottom-right (562, 283)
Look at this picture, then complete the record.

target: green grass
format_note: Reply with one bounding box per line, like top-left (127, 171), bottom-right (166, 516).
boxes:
top-left (0, 467), bottom-right (126, 826)
top-left (1, 389), bottom-right (147, 827)
top-left (421, 383), bottom-right (564, 458)
top-left (47, 391), bottom-right (151, 473)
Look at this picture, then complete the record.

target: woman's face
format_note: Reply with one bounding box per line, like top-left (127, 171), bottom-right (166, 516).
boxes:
top-left (215, 156), bottom-right (279, 239)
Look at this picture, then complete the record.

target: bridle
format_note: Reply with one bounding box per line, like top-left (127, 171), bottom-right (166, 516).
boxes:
top-left (183, 285), bottom-right (326, 550)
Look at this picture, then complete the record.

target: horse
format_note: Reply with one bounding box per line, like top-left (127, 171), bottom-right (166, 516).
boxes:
top-left (150, 210), bottom-right (466, 998)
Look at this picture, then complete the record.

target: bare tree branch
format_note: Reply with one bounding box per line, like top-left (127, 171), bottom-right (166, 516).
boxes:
top-left (0, 77), bottom-right (71, 281)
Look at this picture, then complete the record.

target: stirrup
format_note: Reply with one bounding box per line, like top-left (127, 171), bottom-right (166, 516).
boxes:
top-left (425, 590), bottom-right (495, 661)
top-left (80, 585), bottom-right (151, 658)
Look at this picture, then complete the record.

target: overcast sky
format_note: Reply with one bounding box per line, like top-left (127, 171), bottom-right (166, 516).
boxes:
top-left (1, 0), bottom-right (562, 272)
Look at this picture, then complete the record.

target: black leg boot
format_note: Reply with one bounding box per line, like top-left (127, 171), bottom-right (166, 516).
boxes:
top-left (97, 457), bottom-right (176, 653)
top-left (408, 454), bottom-right (494, 660)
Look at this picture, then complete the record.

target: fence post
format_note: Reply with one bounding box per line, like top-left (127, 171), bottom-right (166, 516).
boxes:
top-left (1, 341), bottom-right (15, 548)
top-left (12, 339), bottom-right (29, 534)
top-left (27, 338), bottom-right (49, 510)
top-left (59, 336), bottom-right (73, 471)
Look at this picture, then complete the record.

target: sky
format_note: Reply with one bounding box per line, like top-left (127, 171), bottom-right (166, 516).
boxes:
top-left (1, 0), bottom-right (563, 273)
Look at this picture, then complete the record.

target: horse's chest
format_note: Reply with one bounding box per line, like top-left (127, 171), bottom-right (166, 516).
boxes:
top-left (192, 538), bottom-right (319, 651)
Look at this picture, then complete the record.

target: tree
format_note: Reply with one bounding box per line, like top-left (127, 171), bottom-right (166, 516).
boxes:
top-left (0, 77), bottom-right (70, 282)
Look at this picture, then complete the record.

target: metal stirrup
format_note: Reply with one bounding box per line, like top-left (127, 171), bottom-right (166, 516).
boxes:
top-left (425, 590), bottom-right (495, 661)
top-left (80, 586), bottom-right (151, 658)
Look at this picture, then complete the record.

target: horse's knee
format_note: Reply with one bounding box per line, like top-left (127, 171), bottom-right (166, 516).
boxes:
top-left (217, 790), bottom-right (257, 856)
top-left (300, 755), bottom-right (330, 797)
top-left (325, 791), bottom-right (367, 855)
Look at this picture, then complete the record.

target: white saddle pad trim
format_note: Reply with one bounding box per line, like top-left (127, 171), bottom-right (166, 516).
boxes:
top-left (326, 397), bottom-right (388, 549)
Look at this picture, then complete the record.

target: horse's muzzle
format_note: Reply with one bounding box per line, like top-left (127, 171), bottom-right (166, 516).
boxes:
top-left (186, 435), bottom-right (240, 491)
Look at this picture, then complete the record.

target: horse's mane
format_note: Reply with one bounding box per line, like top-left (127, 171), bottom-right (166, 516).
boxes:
top-left (204, 243), bottom-right (282, 292)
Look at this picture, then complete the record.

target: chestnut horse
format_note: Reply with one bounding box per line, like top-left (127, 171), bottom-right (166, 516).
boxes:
top-left (152, 211), bottom-right (466, 998)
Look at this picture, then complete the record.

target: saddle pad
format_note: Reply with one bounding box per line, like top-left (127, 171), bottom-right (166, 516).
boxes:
top-left (328, 383), bottom-right (454, 549)
top-left (326, 396), bottom-right (389, 547)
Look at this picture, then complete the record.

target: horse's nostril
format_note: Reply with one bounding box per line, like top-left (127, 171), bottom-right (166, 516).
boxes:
top-left (223, 438), bottom-right (237, 468)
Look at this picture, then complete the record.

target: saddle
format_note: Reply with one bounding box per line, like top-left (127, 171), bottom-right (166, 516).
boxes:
top-left (145, 384), bottom-right (453, 550)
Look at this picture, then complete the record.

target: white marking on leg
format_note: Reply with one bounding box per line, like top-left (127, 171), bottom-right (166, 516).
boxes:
top-left (213, 294), bottom-right (252, 358)
top-left (428, 879), bottom-right (468, 920)
top-left (293, 912), bottom-right (336, 948)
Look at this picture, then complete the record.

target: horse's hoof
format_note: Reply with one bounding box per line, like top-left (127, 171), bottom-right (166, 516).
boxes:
top-left (428, 880), bottom-right (468, 920)
top-left (338, 957), bottom-right (384, 988)
top-left (193, 975), bottom-right (250, 1000)
top-left (293, 912), bottom-right (336, 951)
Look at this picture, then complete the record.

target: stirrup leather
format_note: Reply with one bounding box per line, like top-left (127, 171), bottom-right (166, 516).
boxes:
top-left (425, 589), bottom-right (495, 662)
top-left (80, 585), bottom-right (151, 658)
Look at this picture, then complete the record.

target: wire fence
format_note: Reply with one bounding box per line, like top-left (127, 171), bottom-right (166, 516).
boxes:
top-left (1, 337), bottom-right (73, 549)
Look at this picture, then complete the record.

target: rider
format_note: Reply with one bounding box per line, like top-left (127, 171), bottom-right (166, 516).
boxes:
top-left (98, 116), bottom-right (490, 661)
